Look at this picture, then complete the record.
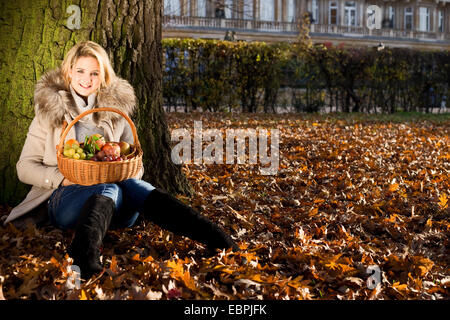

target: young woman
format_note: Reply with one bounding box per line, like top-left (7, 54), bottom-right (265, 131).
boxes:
top-left (4, 41), bottom-right (238, 278)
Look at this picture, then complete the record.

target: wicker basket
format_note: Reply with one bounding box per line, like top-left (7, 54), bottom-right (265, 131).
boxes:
top-left (57, 107), bottom-right (143, 185)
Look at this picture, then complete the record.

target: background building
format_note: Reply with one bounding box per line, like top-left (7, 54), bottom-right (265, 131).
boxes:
top-left (163, 0), bottom-right (450, 50)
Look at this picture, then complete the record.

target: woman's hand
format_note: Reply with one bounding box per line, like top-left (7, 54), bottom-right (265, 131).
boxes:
top-left (61, 178), bottom-right (75, 187)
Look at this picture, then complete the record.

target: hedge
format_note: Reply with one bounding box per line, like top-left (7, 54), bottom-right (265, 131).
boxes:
top-left (162, 38), bottom-right (449, 113)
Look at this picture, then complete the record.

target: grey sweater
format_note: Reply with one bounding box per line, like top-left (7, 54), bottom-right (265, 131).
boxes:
top-left (69, 86), bottom-right (105, 142)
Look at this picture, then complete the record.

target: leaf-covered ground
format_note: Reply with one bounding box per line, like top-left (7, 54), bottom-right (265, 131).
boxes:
top-left (0, 112), bottom-right (448, 300)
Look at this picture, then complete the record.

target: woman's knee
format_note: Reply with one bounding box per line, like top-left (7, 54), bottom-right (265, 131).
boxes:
top-left (118, 178), bottom-right (155, 196)
top-left (117, 178), bottom-right (155, 210)
top-left (98, 183), bottom-right (122, 207)
top-left (48, 183), bottom-right (122, 230)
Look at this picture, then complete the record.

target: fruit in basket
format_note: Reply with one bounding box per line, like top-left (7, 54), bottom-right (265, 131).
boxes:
top-left (88, 133), bottom-right (106, 150)
top-left (102, 142), bottom-right (121, 158)
top-left (65, 139), bottom-right (80, 149)
top-left (63, 134), bottom-right (133, 162)
top-left (118, 141), bottom-right (131, 156)
top-left (92, 150), bottom-right (123, 162)
top-left (63, 141), bottom-right (78, 159)
top-left (63, 148), bottom-right (74, 158)
top-left (83, 133), bottom-right (106, 159)
top-left (63, 140), bottom-right (87, 160)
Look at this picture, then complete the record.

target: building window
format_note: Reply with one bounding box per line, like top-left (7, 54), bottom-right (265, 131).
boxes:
top-left (312, 0), bottom-right (319, 24)
top-left (287, 0), bottom-right (295, 23)
top-left (438, 10), bottom-right (444, 32)
top-left (185, 0), bottom-right (191, 16)
top-left (329, 1), bottom-right (338, 25)
top-left (344, 1), bottom-right (356, 26)
top-left (419, 7), bottom-right (430, 32)
top-left (260, 0), bottom-right (275, 21)
top-left (243, 0), bottom-right (253, 20)
top-left (197, 0), bottom-right (206, 17)
top-left (404, 7), bottom-right (413, 30)
top-left (389, 6), bottom-right (395, 28)
top-left (164, 0), bottom-right (181, 15)
top-left (224, 0), bottom-right (233, 18)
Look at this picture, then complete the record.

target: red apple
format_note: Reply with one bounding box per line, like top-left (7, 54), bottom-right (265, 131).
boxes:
top-left (118, 141), bottom-right (131, 156)
top-left (101, 142), bottom-right (121, 158)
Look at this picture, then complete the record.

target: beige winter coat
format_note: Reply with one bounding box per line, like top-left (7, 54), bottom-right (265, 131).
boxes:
top-left (4, 68), bottom-right (143, 225)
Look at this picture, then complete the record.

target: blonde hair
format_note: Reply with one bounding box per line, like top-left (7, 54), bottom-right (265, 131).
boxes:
top-left (61, 41), bottom-right (116, 89)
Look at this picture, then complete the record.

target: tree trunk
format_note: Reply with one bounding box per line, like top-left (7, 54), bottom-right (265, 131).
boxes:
top-left (0, 0), bottom-right (192, 206)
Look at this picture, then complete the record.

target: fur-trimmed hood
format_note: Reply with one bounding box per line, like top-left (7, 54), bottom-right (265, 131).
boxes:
top-left (34, 68), bottom-right (136, 128)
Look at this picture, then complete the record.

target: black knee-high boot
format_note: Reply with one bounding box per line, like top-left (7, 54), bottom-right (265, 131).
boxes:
top-left (67, 194), bottom-right (115, 278)
top-left (142, 188), bottom-right (239, 252)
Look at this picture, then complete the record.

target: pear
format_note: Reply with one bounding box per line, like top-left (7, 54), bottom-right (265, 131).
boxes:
top-left (118, 141), bottom-right (131, 156)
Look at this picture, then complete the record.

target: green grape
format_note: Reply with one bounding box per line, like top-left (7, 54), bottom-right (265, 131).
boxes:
top-left (76, 148), bottom-right (83, 154)
top-left (68, 148), bottom-right (76, 157)
top-left (73, 153), bottom-right (80, 160)
top-left (80, 152), bottom-right (86, 160)
top-left (63, 149), bottom-right (71, 157)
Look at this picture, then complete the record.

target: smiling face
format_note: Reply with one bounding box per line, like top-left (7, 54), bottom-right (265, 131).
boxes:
top-left (69, 56), bottom-right (101, 97)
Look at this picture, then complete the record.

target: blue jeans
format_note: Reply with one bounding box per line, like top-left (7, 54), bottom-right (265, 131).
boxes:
top-left (48, 178), bottom-right (155, 230)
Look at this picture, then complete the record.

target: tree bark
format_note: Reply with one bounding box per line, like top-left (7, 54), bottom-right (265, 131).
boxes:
top-left (0, 0), bottom-right (192, 205)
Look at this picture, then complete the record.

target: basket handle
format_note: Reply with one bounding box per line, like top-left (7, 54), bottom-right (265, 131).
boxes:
top-left (57, 107), bottom-right (141, 153)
